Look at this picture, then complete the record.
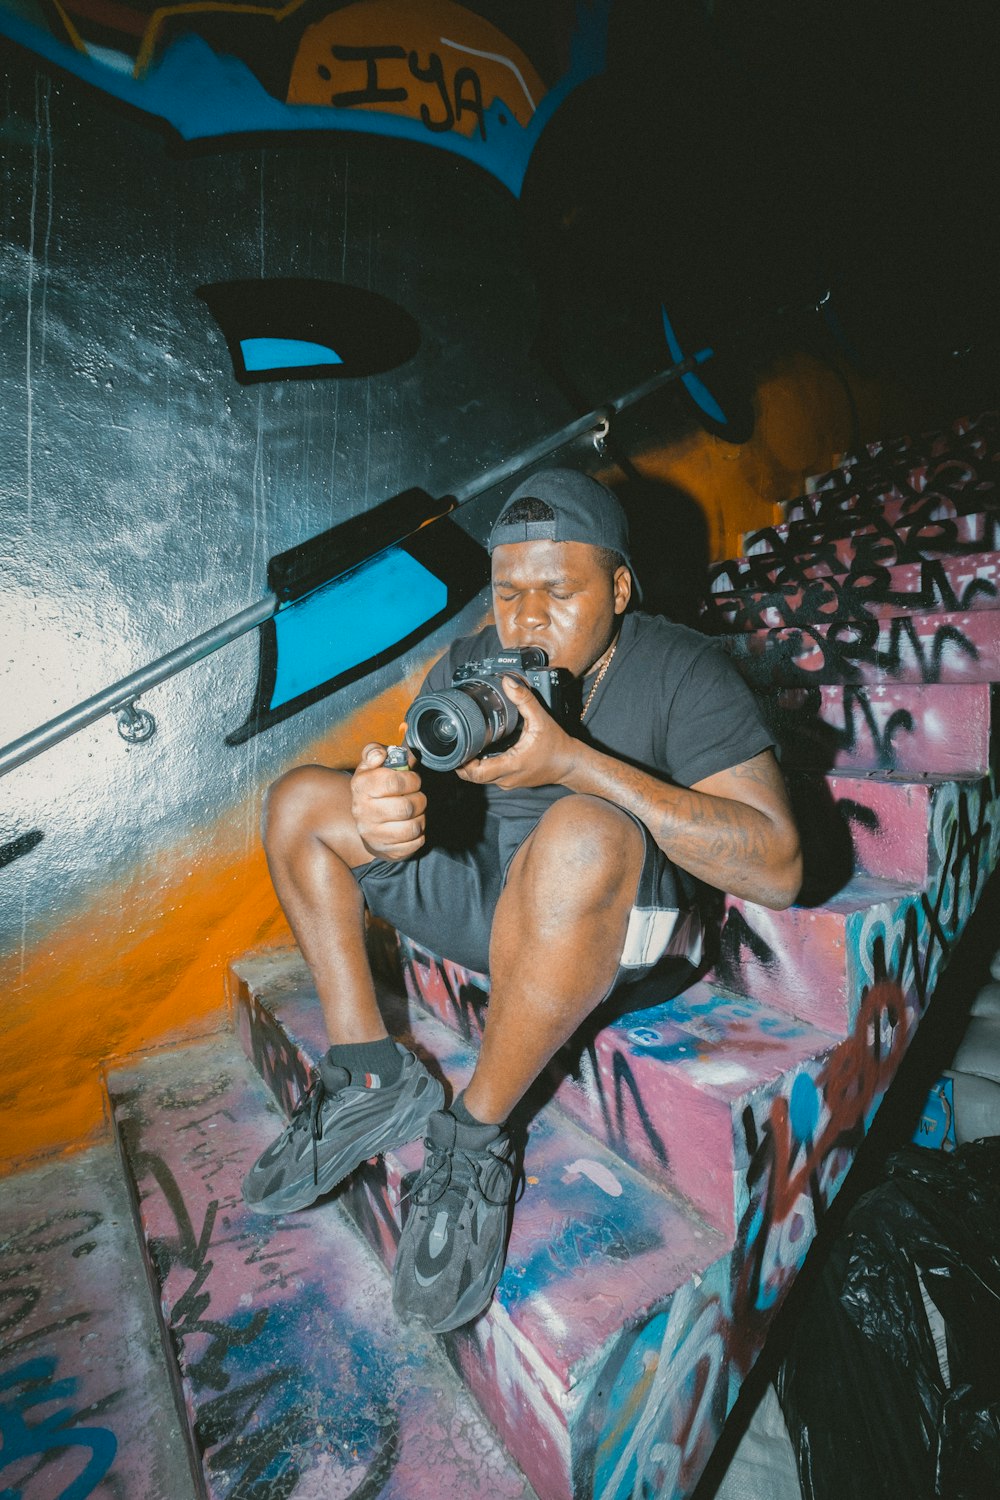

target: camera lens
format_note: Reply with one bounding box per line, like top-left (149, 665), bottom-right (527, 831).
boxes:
top-left (419, 709), bottom-right (460, 756)
top-left (428, 714), bottom-right (458, 743)
top-left (405, 679), bottom-right (517, 771)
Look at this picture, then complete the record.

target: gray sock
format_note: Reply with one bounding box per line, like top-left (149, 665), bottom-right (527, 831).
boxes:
top-left (450, 1090), bottom-right (493, 1129)
top-left (325, 1037), bottom-right (403, 1087)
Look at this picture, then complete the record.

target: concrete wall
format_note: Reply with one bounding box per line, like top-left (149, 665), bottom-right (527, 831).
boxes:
top-left (0, 18), bottom-right (927, 1168)
top-left (0, 56), bottom-right (566, 1162)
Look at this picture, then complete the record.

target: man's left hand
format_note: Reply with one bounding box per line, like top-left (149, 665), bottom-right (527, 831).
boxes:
top-left (456, 675), bottom-right (578, 789)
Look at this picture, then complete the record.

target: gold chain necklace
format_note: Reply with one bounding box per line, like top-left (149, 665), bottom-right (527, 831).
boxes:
top-left (580, 639), bottom-right (617, 721)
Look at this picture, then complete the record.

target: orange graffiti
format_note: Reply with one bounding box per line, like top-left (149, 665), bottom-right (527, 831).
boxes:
top-left (0, 671), bottom-right (430, 1172)
top-left (288, 0), bottom-right (543, 136)
top-left (627, 353), bottom-right (923, 562)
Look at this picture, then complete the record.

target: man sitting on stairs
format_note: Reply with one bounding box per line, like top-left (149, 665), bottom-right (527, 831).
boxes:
top-left (242, 468), bottom-right (802, 1334)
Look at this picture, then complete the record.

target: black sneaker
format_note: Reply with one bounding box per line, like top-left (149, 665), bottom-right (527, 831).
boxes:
top-left (243, 1044), bottom-right (444, 1216)
top-left (392, 1109), bottom-right (519, 1333)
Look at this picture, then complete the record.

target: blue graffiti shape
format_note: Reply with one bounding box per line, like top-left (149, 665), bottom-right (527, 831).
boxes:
top-left (229, 513), bottom-right (487, 741)
top-left (0, 1356), bottom-right (117, 1500)
top-left (197, 278), bottom-right (419, 383)
top-left (789, 1072), bottom-right (820, 1144)
top-left (660, 304), bottom-right (721, 421)
top-left (241, 338), bottom-right (342, 371)
top-left (270, 546), bottom-right (448, 708)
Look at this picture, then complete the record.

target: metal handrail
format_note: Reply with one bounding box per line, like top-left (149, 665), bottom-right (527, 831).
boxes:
top-left (0, 346), bottom-right (713, 779)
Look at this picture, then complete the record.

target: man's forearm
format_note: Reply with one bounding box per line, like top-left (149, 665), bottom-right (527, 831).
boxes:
top-left (562, 742), bottom-right (801, 909)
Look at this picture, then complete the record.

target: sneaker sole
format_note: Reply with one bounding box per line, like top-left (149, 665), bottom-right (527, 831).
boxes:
top-left (244, 1075), bottom-right (445, 1217)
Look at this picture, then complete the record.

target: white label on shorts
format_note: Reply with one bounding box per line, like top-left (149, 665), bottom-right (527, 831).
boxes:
top-left (621, 905), bottom-right (703, 969)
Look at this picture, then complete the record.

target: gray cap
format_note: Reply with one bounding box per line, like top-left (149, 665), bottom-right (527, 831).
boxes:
top-left (487, 468), bottom-right (640, 596)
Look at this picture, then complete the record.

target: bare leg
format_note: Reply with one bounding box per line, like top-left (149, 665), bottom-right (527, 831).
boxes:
top-left (261, 765), bottom-right (387, 1044)
top-left (463, 795), bottom-right (645, 1125)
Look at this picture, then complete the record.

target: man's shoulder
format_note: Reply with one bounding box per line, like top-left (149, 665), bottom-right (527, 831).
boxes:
top-left (618, 611), bottom-right (721, 673)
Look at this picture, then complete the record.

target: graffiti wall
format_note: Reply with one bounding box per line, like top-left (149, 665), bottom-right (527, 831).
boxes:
top-left (3, 0), bottom-right (992, 1173)
top-left (0, 51), bottom-right (558, 1166)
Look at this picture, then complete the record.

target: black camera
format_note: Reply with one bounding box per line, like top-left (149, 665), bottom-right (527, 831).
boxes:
top-left (404, 647), bottom-right (569, 771)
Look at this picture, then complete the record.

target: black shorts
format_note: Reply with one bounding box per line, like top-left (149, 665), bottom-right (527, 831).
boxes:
top-left (353, 799), bottom-right (703, 998)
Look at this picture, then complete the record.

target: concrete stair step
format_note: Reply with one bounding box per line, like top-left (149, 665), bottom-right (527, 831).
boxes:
top-left (745, 495), bottom-right (999, 561)
top-left (711, 760), bottom-right (1000, 1029)
top-left (0, 1142), bottom-right (196, 1500)
top-left (228, 953), bottom-right (728, 1500)
top-left (723, 606), bottom-right (1000, 687)
top-left (376, 932), bottom-right (839, 1237)
top-left (783, 480), bottom-right (1000, 531)
top-left (788, 769), bottom-right (989, 887)
top-left (758, 682), bottom-right (993, 775)
top-left (704, 551), bottom-right (1000, 632)
top-left (107, 1034), bottom-right (539, 1500)
top-left (709, 872), bottom-right (923, 1033)
top-left (785, 409), bottom-right (999, 523)
top-left (710, 508), bottom-right (1000, 591)
top-left (725, 506), bottom-right (1000, 584)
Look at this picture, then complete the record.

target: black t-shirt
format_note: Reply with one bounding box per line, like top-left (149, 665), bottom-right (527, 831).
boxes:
top-left (420, 611), bottom-right (774, 824)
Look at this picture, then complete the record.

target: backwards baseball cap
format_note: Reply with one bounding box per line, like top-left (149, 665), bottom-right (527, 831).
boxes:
top-left (487, 468), bottom-right (641, 598)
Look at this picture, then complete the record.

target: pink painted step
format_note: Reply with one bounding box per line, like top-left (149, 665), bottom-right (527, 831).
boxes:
top-left (107, 1035), bottom-right (537, 1500)
top-left (782, 473), bottom-right (1000, 530)
top-left (381, 932), bottom-right (838, 1237)
top-left (0, 1145), bottom-right (196, 1500)
top-left (229, 950), bottom-right (727, 1500)
top-left (704, 551), bottom-right (1000, 632)
top-left (725, 606), bottom-right (1000, 687)
top-left (553, 983), bottom-right (838, 1238)
top-left (758, 682), bottom-right (992, 775)
top-left (710, 508), bottom-right (1000, 591)
top-left (788, 409), bottom-right (999, 520)
top-left (708, 873), bottom-right (920, 1034)
top-left (784, 480), bottom-right (1000, 529)
top-left (746, 475), bottom-right (1000, 551)
top-left (792, 771), bottom-right (987, 887)
top-left (719, 768), bottom-right (1000, 1032)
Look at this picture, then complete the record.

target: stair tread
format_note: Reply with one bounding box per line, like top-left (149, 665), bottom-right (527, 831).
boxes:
top-left (755, 870), bottom-right (921, 913)
top-left (711, 506), bottom-right (1000, 586)
top-left (606, 979), bottom-right (839, 1096)
top-left (796, 411), bottom-right (998, 497)
top-left (704, 551), bottom-right (1000, 627)
top-left (108, 1035), bottom-right (540, 1500)
top-left (380, 936), bottom-right (841, 1084)
top-left (810, 767), bottom-right (977, 786)
top-left (0, 1142), bottom-right (197, 1500)
top-left (234, 956), bottom-right (729, 1378)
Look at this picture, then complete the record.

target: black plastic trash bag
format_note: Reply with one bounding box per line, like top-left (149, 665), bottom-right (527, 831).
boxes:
top-left (775, 1140), bottom-right (1000, 1500)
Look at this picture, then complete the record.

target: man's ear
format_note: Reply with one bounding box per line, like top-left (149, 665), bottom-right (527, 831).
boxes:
top-left (613, 565), bottom-right (632, 615)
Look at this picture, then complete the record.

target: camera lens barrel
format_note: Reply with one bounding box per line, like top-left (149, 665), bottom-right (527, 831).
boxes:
top-left (405, 679), bottom-right (516, 771)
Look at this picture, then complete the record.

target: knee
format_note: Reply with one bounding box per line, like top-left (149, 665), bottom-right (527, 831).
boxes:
top-left (517, 796), bottom-right (644, 909)
top-left (261, 765), bottom-right (349, 854)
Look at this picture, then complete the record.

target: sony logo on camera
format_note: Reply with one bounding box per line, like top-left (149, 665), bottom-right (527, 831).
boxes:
top-left (404, 647), bottom-right (570, 771)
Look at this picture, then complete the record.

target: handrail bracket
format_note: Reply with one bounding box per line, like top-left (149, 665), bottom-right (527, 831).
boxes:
top-left (115, 698), bottom-right (157, 745)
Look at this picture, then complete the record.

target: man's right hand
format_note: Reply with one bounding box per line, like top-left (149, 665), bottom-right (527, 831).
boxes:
top-left (350, 743), bottom-right (427, 861)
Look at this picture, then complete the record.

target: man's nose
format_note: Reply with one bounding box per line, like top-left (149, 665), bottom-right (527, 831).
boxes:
top-left (515, 593), bottom-right (549, 629)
